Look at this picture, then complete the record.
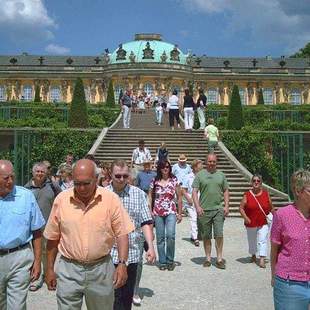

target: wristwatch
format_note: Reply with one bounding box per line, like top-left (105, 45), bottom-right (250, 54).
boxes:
top-left (118, 259), bottom-right (128, 266)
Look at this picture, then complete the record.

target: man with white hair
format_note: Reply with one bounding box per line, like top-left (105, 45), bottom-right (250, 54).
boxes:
top-left (0, 160), bottom-right (45, 308)
top-left (24, 162), bottom-right (62, 291)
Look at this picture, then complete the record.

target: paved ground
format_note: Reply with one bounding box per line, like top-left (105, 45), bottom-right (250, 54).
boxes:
top-left (27, 217), bottom-right (274, 310)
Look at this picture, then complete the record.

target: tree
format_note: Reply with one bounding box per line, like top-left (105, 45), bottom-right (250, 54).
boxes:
top-left (34, 85), bottom-right (41, 102)
top-left (291, 42), bottom-right (310, 58)
top-left (257, 88), bottom-right (265, 105)
top-left (106, 80), bottom-right (116, 106)
top-left (68, 77), bottom-right (89, 128)
top-left (227, 85), bottom-right (244, 129)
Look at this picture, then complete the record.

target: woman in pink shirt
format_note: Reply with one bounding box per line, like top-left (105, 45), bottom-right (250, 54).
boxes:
top-left (271, 169), bottom-right (310, 310)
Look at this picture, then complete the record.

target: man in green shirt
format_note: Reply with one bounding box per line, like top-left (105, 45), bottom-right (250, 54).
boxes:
top-left (192, 154), bottom-right (229, 269)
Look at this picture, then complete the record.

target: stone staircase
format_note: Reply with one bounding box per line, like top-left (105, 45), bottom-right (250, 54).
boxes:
top-left (90, 109), bottom-right (290, 216)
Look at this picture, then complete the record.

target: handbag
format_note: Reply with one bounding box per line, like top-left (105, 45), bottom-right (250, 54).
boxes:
top-left (249, 190), bottom-right (273, 225)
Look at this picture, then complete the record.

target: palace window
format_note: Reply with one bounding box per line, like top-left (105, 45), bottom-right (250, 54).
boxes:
top-left (114, 85), bottom-right (124, 103)
top-left (239, 87), bottom-right (246, 105)
top-left (23, 85), bottom-right (33, 101)
top-left (0, 86), bottom-right (6, 102)
top-left (50, 86), bottom-right (61, 103)
top-left (143, 83), bottom-right (154, 96)
top-left (290, 89), bottom-right (301, 105)
top-left (207, 88), bottom-right (218, 104)
top-left (171, 85), bottom-right (181, 95)
top-left (84, 87), bottom-right (90, 103)
top-left (263, 88), bottom-right (273, 105)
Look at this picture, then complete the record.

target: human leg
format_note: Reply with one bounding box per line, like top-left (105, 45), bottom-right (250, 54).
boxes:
top-left (165, 214), bottom-right (177, 265)
top-left (187, 205), bottom-right (198, 241)
top-left (169, 110), bottom-right (174, 128)
top-left (257, 224), bottom-right (269, 267)
top-left (133, 242), bottom-right (144, 297)
top-left (126, 107), bottom-right (131, 128)
top-left (113, 263), bottom-right (138, 310)
top-left (158, 110), bottom-right (163, 124)
top-left (123, 106), bottom-right (129, 128)
top-left (56, 257), bottom-right (85, 310)
top-left (6, 246), bottom-right (33, 310)
top-left (154, 216), bottom-right (167, 266)
top-left (184, 108), bottom-right (190, 130)
top-left (189, 108), bottom-right (194, 129)
top-left (175, 109), bottom-right (180, 127)
top-left (246, 227), bottom-right (258, 256)
top-left (197, 108), bottom-right (205, 129)
top-left (84, 256), bottom-right (115, 310)
top-left (208, 141), bottom-right (218, 153)
top-left (274, 276), bottom-right (310, 310)
top-left (213, 209), bottom-right (225, 265)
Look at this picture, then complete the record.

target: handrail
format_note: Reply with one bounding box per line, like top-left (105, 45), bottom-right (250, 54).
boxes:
top-left (88, 112), bottom-right (123, 155)
top-left (218, 141), bottom-right (290, 200)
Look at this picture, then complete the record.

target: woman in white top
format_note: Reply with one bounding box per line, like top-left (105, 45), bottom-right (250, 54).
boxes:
top-left (167, 89), bottom-right (180, 130)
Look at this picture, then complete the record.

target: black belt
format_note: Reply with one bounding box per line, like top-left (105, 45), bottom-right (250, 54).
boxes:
top-left (0, 243), bottom-right (29, 255)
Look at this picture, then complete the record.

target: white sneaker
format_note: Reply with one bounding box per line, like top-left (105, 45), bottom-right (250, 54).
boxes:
top-left (133, 295), bottom-right (141, 306)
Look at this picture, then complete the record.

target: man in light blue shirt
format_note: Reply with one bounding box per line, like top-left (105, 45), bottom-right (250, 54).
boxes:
top-left (0, 160), bottom-right (45, 309)
top-left (172, 154), bottom-right (192, 185)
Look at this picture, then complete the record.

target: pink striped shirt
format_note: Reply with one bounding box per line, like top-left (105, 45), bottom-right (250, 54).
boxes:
top-left (271, 204), bottom-right (310, 281)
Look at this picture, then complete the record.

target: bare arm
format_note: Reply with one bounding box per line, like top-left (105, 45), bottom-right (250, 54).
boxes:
top-left (270, 242), bottom-right (280, 287)
top-left (176, 185), bottom-right (183, 223)
top-left (45, 239), bottom-right (59, 290)
top-left (268, 192), bottom-right (275, 213)
top-left (223, 189), bottom-right (230, 216)
top-left (31, 229), bottom-right (42, 282)
top-left (113, 234), bottom-right (129, 289)
top-left (142, 224), bottom-right (156, 264)
top-left (239, 194), bottom-right (251, 224)
top-left (193, 188), bottom-right (204, 216)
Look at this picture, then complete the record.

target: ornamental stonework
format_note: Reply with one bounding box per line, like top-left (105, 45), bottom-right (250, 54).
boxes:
top-left (116, 44), bottom-right (127, 61)
top-left (170, 45), bottom-right (180, 61)
top-left (142, 42), bottom-right (154, 60)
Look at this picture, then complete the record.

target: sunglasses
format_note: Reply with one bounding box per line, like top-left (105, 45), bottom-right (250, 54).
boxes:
top-left (252, 179), bottom-right (261, 183)
top-left (114, 174), bottom-right (129, 179)
top-left (161, 166), bottom-right (170, 169)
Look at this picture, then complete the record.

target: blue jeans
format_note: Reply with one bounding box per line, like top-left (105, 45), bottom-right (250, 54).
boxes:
top-left (155, 214), bottom-right (176, 265)
top-left (274, 276), bottom-right (310, 310)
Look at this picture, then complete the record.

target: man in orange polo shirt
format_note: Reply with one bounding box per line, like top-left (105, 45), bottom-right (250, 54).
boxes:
top-left (44, 159), bottom-right (134, 310)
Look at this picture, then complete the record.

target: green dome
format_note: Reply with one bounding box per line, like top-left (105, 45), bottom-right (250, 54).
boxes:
top-left (110, 34), bottom-right (188, 65)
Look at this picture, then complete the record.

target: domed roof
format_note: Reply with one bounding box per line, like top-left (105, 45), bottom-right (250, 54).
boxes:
top-left (110, 34), bottom-right (188, 65)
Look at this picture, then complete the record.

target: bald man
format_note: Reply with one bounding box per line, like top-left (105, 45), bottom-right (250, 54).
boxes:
top-left (44, 159), bottom-right (134, 310)
top-left (0, 160), bottom-right (45, 309)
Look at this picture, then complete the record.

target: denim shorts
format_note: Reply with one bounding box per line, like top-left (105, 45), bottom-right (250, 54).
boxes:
top-left (274, 275), bottom-right (310, 310)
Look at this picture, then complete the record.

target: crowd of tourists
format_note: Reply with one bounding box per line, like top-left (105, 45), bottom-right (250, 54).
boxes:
top-left (0, 139), bottom-right (309, 309)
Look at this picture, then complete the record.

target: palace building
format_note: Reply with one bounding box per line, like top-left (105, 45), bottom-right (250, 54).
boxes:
top-left (0, 33), bottom-right (309, 105)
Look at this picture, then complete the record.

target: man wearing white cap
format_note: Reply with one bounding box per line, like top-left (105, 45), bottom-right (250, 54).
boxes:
top-left (172, 154), bottom-right (192, 186)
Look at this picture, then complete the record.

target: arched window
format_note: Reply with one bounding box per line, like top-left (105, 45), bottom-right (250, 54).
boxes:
top-left (143, 83), bottom-right (154, 96)
top-left (263, 88), bottom-right (273, 105)
top-left (207, 88), bottom-right (218, 104)
top-left (0, 85), bottom-right (6, 102)
top-left (114, 85), bottom-right (124, 103)
top-left (50, 86), bottom-right (61, 103)
top-left (84, 87), bottom-right (90, 103)
top-left (171, 85), bottom-right (181, 96)
top-left (23, 85), bottom-right (33, 101)
top-left (239, 87), bottom-right (246, 105)
top-left (290, 89), bottom-right (301, 105)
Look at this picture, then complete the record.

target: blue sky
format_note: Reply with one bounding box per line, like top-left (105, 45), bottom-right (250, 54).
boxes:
top-left (0, 0), bottom-right (310, 57)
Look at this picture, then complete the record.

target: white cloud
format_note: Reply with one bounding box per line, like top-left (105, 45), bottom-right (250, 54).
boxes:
top-left (178, 0), bottom-right (310, 54)
top-left (45, 44), bottom-right (70, 55)
top-left (0, 0), bottom-right (56, 42)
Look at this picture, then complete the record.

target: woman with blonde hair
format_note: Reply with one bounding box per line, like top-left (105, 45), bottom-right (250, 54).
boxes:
top-left (271, 169), bottom-right (310, 309)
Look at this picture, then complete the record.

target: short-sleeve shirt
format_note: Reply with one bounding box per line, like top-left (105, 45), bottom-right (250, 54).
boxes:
top-left (172, 163), bottom-right (192, 185)
top-left (132, 147), bottom-right (152, 165)
top-left (271, 204), bottom-right (310, 282)
top-left (44, 186), bottom-right (134, 263)
top-left (204, 125), bottom-right (219, 142)
top-left (0, 186), bottom-right (45, 249)
top-left (136, 170), bottom-right (156, 192)
top-left (244, 190), bottom-right (271, 227)
top-left (192, 169), bottom-right (228, 211)
top-left (149, 177), bottom-right (179, 216)
top-left (106, 184), bottom-right (153, 264)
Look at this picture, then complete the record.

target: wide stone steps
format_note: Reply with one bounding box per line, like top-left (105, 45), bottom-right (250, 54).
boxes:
top-left (91, 110), bottom-right (290, 216)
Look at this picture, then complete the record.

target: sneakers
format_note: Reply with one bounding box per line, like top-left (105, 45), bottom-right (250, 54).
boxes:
top-left (132, 295), bottom-right (141, 306)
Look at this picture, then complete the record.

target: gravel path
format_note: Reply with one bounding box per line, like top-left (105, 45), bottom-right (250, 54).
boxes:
top-left (27, 217), bottom-right (274, 310)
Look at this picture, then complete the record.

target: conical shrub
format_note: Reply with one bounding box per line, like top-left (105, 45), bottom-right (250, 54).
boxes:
top-left (227, 85), bottom-right (244, 129)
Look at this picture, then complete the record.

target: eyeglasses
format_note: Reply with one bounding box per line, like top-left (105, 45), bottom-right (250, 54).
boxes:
top-left (114, 174), bottom-right (129, 179)
top-left (252, 179), bottom-right (261, 183)
top-left (74, 180), bottom-right (93, 186)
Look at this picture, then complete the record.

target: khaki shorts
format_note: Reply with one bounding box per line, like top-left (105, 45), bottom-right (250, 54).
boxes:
top-left (197, 209), bottom-right (225, 240)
